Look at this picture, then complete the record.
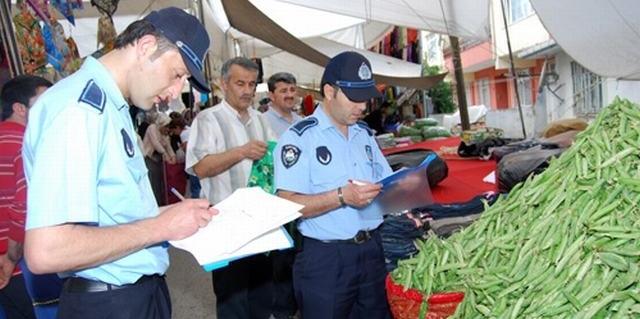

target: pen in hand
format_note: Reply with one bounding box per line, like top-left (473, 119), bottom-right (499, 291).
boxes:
top-left (170, 187), bottom-right (187, 201)
top-left (171, 187), bottom-right (214, 208)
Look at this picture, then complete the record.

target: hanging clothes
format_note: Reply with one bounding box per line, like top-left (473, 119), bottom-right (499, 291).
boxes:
top-left (51, 0), bottom-right (77, 26)
top-left (13, 5), bottom-right (47, 74)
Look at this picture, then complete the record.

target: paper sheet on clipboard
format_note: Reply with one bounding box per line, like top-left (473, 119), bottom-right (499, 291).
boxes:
top-left (367, 153), bottom-right (436, 215)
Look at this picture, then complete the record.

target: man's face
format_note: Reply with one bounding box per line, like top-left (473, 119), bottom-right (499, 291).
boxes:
top-left (128, 39), bottom-right (189, 110)
top-left (325, 85), bottom-right (367, 127)
top-left (221, 65), bottom-right (258, 112)
top-left (269, 81), bottom-right (297, 112)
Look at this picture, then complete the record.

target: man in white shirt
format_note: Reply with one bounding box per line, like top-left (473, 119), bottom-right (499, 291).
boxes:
top-left (185, 57), bottom-right (275, 319)
top-left (264, 72), bottom-right (302, 138)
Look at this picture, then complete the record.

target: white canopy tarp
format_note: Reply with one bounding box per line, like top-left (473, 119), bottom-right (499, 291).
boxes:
top-left (258, 36), bottom-right (423, 88)
top-left (276, 0), bottom-right (491, 40)
top-left (530, 0), bottom-right (640, 80)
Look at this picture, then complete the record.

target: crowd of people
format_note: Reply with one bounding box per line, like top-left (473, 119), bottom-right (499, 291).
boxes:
top-left (0, 6), bottom-right (395, 319)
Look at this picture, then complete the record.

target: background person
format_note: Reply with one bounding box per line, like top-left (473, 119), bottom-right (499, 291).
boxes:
top-left (186, 57), bottom-right (275, 319)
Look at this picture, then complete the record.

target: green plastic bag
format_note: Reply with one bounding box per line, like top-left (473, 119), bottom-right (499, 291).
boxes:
top-left (247, 140), bottom-right (277, 193)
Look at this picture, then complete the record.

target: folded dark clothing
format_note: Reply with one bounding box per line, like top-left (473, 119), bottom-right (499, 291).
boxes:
top-left (414, 192), bottom-right (498, 220)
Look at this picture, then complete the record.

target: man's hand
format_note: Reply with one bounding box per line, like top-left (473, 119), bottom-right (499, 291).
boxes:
top-left (0, 254), bottom-right (16, 289)
top-left (155, 199), bottom-right (218, 241)
top-left (240, 140), bottom-right (267, 161)
top-left (342, 181), bottom-right (382, 208)
top-left (164, 154), bottom-right (177, 165)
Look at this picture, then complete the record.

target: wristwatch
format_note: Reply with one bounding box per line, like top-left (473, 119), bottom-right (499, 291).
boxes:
top-left (337, 187), bottom-right (346, 207)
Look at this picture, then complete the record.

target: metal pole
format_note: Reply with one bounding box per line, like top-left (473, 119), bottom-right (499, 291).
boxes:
top-left (500, 0), bottom-right (527, 138)
top-left (196, 0), bottom-right (212, 88)
top-left (449, 36), bottom-right (470, 131)
top-left (0, 0), bottom-right (24, 77)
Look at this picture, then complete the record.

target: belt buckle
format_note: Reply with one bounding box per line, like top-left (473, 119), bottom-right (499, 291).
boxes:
top-left (353, 231), bottom-right (369, 244)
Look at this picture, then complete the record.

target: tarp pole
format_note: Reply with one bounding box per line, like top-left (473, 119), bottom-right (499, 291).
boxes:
top-left (0, 1), bottom-right (24, 77)
top-left (500, 0), bottom-right (527, 138)
top-left (449, 36), bottom-right (470, 130)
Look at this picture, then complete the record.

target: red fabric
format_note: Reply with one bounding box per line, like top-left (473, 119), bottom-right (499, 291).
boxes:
top-left (383, 137), bottom-right (497, 204)
top-left (0, 121), bottom-right (27, 276)
top-left (406, 28), bottom-right (418, 43)
top-left (165, 163), bottom-right (187, 204)
top-left (302, 95), bottom-right (314, 116)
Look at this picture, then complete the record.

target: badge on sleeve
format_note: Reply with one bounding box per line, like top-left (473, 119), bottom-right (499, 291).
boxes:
top-left (316, 146), bottom-right (332, 165)
top-left (365, 145), bottom-right (373, 162)
top-left (121, 129), bottom-right (135, 157)
top-left (282, 144), bottom-right (301, 169)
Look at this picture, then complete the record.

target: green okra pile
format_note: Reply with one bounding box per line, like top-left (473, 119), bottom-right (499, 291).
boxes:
top-left (392, 97), bottom-right (640, 318)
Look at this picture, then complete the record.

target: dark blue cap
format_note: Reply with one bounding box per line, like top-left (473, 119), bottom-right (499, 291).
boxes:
top-left (144, 7), bottom-right (211, 93)
top-left (321, 51), bottom-right (381, 102)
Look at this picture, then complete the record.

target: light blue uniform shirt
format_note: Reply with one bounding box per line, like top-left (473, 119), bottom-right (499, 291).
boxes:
top-left (274, 105), bottom-right (393, 240)
top-left (264, 106), bottom-right (302, 138)
top-left (23, 57), bottom-right (168, 285)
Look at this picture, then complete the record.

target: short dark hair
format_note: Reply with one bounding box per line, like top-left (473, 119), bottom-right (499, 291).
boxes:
top-left (267, 72), bottom-right (296, 92)
top-left (1, 75), bottom-right (52, 120)
top-left (114, 20), bottom-right (177, 61)
top-left (167, 118), bottom-right (185, 129)
top-left (221, 57), bottom-right (259, 82)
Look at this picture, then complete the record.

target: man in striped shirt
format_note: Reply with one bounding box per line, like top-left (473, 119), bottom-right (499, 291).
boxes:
top-left (0, 75), bottom-right (52, 319)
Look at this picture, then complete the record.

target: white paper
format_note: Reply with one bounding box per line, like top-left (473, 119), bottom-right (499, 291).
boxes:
top-left (483, 171), bottom-right (496, 184)
top-left (170, 187), bottom-right (303, 265)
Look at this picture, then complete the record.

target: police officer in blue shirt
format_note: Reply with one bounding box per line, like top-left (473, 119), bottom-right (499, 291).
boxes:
top-left (275, 51), bottom-right (393, 319)
top-left (22, 8), bottom-right (217, 319)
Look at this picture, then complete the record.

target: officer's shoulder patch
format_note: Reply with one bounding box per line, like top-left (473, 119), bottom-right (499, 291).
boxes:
top-left (281, 144), bottom-right (301, 169)
top-left (78, 80), bottom-right (106, 113)
top-left (356, 120), bottom-right (373, 136)
top-left (290, 117), bottom-right (318, 136)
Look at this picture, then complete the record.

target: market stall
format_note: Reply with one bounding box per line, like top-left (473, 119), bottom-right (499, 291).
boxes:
top-left (383, 137), bottom-right (497, 204)
top-left (388, 97), bottom-right (640, 318)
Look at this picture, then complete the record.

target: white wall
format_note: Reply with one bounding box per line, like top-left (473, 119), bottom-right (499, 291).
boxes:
top-left (603, 80), bottom-right (640, 105)
top-left (536, 51), bottom-right (640, 131)
top-left (491, 0), bottom-right (552, 69)
top-left (485, 105), bottom-right (535, 139)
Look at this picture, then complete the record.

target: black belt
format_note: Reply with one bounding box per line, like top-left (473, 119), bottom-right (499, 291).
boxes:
top-left (311, 229), bottom-right (378, 245)
top-left (63, 274), bottom-right (162, 293)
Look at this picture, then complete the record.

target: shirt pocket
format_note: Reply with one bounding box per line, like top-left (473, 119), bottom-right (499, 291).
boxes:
top-left (126, 153), bottom-right (149, 184)
top-left (310, 166), bottom-right (347, 190)
top-left (366, 161), bottom-right (386, 180)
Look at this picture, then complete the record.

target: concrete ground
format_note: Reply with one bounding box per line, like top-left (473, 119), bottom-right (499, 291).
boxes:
top-left (166, 247), bottom-right (217, 319)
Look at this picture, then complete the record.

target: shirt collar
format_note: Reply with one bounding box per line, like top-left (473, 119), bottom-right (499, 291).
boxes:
top-left (313, 104), bottom-right (363, 138)
top-left (266, 107), bottom-right (298, 123)
top-left (221, 99), bottom-right (254, 123)
top-left (81, 57), bottom-right (129, 111)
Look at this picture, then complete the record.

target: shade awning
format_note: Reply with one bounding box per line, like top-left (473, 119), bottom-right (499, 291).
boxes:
top-left (531, 0), bottom-right (640, 80)
top-left (221, 0), bottom-right (446, 89)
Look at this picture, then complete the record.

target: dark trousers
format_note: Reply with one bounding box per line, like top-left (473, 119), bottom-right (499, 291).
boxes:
top-left (145, 155), bottom-right (166, 206)
top-left (213, 254), bottom-right (273, 319)
top-left (294, 233), bottom-right (391, 319)
top-left (58, 276), bottom-right (170, 319)
top-left (271, 249), bottom-right (297, 318)
top-left (0, 274), bottom-right (36, 319)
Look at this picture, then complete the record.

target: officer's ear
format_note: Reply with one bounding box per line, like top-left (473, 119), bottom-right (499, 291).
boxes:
top-left (136, 34), bottom-right (159, 61)
top-left (11, 102), bottom-right (28, 118)
top-left (322, 84), bottom-right (335, 101)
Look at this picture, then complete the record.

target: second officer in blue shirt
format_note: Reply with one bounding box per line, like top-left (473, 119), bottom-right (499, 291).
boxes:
top-left (274, 51), bottom-right (393, 319)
